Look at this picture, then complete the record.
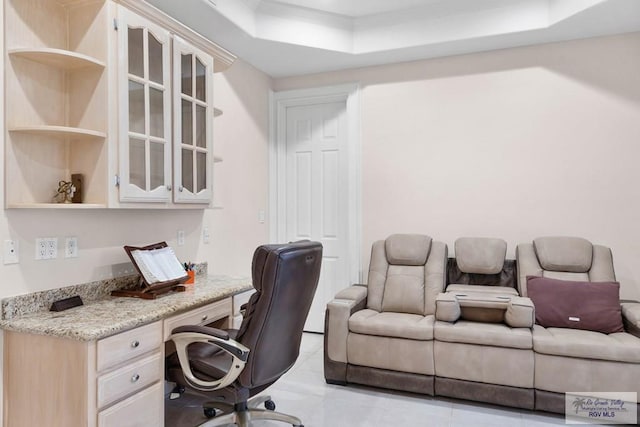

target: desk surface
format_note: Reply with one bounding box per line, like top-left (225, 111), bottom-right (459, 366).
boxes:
top-left (0, 275), bottom-right (252, 341)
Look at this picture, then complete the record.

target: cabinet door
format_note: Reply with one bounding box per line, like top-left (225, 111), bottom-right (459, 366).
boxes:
top-left (117, 7), bottom-right (172, 202)
top-left (172, 36), bottom-right (214, 204)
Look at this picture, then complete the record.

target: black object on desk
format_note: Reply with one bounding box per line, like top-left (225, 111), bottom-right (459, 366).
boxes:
top-left (50, 295), bottom-right (84, 312)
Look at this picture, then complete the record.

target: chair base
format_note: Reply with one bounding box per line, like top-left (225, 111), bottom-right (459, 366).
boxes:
top-left (198, 395), bottom-right (304, 427)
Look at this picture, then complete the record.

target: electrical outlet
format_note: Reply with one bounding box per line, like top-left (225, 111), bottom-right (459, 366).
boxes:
top-left (36, 238), bottom-right (58, 260)
top-left (203, 227), bottom-right (210, 244)
top-left (35, 238), bottom-right (47, 260)
top-left (4, 240), bottom-right (19, 264)
top-left (65, 237), bottom-right (78, 258)
top-left (177, 230), bottom-right (185, 246)
top-left (46, 238), bottom-right (58, 259)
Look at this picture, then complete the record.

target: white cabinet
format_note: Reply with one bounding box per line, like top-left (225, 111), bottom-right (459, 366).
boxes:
top-left (3, 0), bottom-right (235, 209)
top-left (117, 7), bottom-right (172, 203)
top-left (116, 6), bottom-right (214, 205)
top-left (173, 36), bottom-right (214, 204)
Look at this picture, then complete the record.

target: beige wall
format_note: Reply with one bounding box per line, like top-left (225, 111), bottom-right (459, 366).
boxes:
top-left (274, 32), bottom-right (640, 299)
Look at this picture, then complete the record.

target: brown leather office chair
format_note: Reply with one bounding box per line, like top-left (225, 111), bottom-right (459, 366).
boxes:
top-left (167, 240), bottom-right (322, 427)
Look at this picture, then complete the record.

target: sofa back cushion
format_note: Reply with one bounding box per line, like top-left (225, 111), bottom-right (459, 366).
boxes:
top-left (455, 237), bottom-right (506, 274)
top-left (533, 237), bottom-right (592, 273)
top-left (367, 234), bottom-right (447, 316)
top-left (385, 234), bottom-right (432, 266)
top-left (527, 276), bottom-right (624, 334)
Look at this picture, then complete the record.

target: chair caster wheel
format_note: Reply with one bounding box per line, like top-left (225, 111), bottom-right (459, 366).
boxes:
top-left (264, 399), bottom-right (276, 411)
top-left (203, 407), bottom-right (216, 418)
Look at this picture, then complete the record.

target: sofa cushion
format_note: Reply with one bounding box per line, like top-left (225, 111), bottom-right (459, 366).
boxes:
top-left (385, 234), bottom-right (432, 266)
top-left (527, 276), bottom-right (624, 334)
top-left (533, 237), bottom-right (593, 273)
top-left (349, 309), bottom-right (434, 340)
top-left (532, 325), bottom-right (640, 363)
top-left (455, 237), bottom-right (506, 274)
top-left (435, 320), bottom-right (532, 349)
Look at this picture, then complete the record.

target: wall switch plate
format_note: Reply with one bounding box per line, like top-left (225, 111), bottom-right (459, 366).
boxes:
top-left (177, 230), bottom-right (185, 246)
top-left (4, 240), bottom-right (19, 264)
top-left (259, 210), bottom-right (265, 224)
top-left (65, 237), bottom-right (78, 258)
top-left (203, 227), bottom-right (210, 244)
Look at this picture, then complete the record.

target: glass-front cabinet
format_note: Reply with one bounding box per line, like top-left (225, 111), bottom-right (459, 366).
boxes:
top-left (117, 8), bottom-right (214, 205)
top-left (118, 7), bottom-right (172, 202)
top-left (172, 36), bottom-right (214, 204)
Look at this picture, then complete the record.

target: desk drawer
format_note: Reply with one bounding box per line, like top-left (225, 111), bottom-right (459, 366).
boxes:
top-left (97, 351), bottom-right (162, 409)
top-left (163, 298), bottom-right (231, 340)
top-left (98, 381), bottom-right (163, 427)
top-left (97, 321), bottom-right (162, 372)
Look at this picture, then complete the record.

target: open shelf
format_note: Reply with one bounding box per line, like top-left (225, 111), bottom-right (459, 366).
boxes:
top-left (7, 203), bottom-right (107, 209)
top-left (8, 48), bottom-right (106, 70)
top-left (9, 126), bottom-right (107, 141)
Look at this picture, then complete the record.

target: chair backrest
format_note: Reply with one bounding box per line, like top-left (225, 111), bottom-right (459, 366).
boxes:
top-left (235, 240), bottom-right (322, 388)
top-left (516, 236), bottom-right (616, 296)
top-left (447, 237), bottom-right (516, 289)
top-left (366, 234), bottom-right (447, 316)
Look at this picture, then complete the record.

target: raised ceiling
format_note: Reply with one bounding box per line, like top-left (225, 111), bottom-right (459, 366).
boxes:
top-left (146, 0), bottom-right (640, 78)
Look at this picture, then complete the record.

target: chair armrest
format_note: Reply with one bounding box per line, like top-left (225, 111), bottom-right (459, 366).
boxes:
top-left (172, 324), bottom-right (230, 340)
top-left (435, 293), bottom-right (461, 322)
top-left (326, 285), bottom-right (368, 363)
top-left (169, 326), bottom-right (250, 392)
top-left (621, 302), bottom-right (640, 338)
top-left (505, 297), bottom-right (535, 328)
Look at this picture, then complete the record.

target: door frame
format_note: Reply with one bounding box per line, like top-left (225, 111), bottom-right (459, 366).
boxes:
top-left (269, 84), bottom-right (362, 284)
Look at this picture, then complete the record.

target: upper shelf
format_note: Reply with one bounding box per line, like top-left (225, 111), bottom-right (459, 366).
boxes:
top-left (8, 48), bottom-right (106, 70)
top-left (9, 126), bottom-right (107, 141)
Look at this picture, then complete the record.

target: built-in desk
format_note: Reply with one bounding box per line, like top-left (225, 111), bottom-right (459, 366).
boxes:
top-left (0, 275), bottom-right (252, 427)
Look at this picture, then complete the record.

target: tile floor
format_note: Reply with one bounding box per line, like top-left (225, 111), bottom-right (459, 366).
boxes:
top-left (166, 333), bottom-right (605, 427)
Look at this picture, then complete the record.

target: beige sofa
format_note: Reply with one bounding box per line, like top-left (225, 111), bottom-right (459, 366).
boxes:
top-left (324, 234), bottom-right (640, 414)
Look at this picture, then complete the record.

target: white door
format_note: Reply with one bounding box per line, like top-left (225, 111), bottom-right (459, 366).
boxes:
top-left (285, 102), bottom-right (349, 332)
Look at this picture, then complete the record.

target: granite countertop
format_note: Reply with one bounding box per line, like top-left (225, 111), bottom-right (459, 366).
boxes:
top-left (0, 275), bottom-right (253, 341)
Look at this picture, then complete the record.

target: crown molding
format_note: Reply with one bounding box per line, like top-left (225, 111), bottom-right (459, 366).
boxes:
top-left (116, 0), bottom-right (237, 72)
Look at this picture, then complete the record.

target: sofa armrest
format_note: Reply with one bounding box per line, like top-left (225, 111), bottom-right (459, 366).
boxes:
top-left (326, 285), bottom-right (368, 363)
top-left (435, 292), bottom-right (461, 322)
top-left (621, 302), bottom-right (640, 338)
top-left (505, 297), bottom-right (535, 328)
top-left (334, 284), bottom-right (368, 302)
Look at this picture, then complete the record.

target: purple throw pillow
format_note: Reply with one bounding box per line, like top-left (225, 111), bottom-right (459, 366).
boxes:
top-left (526, 276), bottom-right (624, 334)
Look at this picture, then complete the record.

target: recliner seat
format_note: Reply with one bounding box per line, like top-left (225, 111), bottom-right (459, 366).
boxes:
top-left (517, 236), bottom-right (640, 413)
top-left (434, 237), bottom-right (535, 409)
top-left (325, 234), bottom-right (447, 394)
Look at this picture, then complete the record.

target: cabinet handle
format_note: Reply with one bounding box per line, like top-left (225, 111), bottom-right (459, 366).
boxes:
top-left (201, 315), bottom-right (208, 322)
top-left (131, 374), bottom-right (140, 383)
top-left (131, 340), bottom-right (140, 348)
top-left (166, 185), bottom-right (172, 191)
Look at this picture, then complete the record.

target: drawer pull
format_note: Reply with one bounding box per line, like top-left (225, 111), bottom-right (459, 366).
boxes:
top-left (131, 340), bottom-right (140, 348)
top-left (131, 374), bottom-right (140, 383)
top-left (201, 315), bottom-right (208, 322)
